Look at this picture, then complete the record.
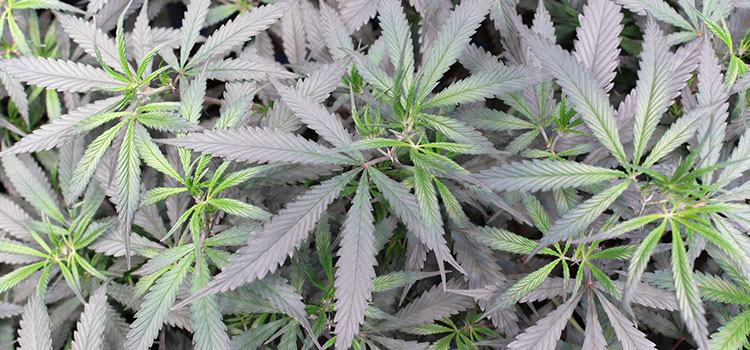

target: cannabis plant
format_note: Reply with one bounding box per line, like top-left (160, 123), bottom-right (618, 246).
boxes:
top-left (0, 0), bottom-right (749, 349)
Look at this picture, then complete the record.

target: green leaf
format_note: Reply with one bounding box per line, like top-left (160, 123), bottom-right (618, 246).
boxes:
top-left (478, 159), bottom-right (625, 192)
top-left (333, 173), bottom-right (376, 349)
top-left (190, 255), bottom-right (230, 350)
top-left (710, 309), bottom-right (750, 350)
top-left (208, 198), bottom-right (270, 220)
top-left (69, 121), bottom-right (126, 203)
top-left (177, 170), bottom-right (360, 306)
top-left (491, 260), bottom-right (559, 310)
top-left (670, 220), bottom-right (710, 350)
top-left (617, 0), bottom-right (694, 31)
top-left (526, 35), bottom-right (628, 165)
top-left (415, 0), bottom-right (492, 103)
top-left (622, 219), bottom-right (667, 313)
top-left (134, 125), bottom-right (183, 182)
top-left (471, 226), bottom-right (555, 256)
top-left (421, 66), bottom-right (542, 109)
top-left (143, 187), bottom-right (188, 206)
top-left (125, 254), bottom-right (194, 350)
top-left (115, 120), bottom-right (142, 263)
top-left (0, 261), bottom-right (45, 294)
top-left (535, 180), bottom-right (630, 253)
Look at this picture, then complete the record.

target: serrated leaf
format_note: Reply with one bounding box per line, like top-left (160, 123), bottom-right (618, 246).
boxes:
top-left (125, 254), bottom-right (193, 350)
top-left (416, 0), bottom-right (492, 103)
top-left (617, 0), bottom-right (693, 31)
top-left (190, 255), bottom-right (229, 350)
top-left (277, 85), bottom-right (356, 153)
top-left (535, 180), bottom-right (630, 253)
top-left (526, 34), bottom-right (627, 164)
top-left (71, 285), bottom-right (108, 350)
top-left (1, 96), bottom-right (121, 155)
top-left (369, 167), bottom-right (462, 281)
top-left (574, 0), bottom-right (623, 93)
top-left (209, 198), bottom-right (270, 220)
top-left (159, 127), bottom-right (355, 165)
top-left (671, 221), bottom-right (710, 350)
top-left (69, 121), bottom-right (126, 202)
top-left (623, 219), bottom-right (667, 313)
top-left (420, 114), bottom-right (493, 153)
top-left (595, 290), bottom-right (657, 350)
top-left (421, 66), bottom-right (542, 109)
top-left (2, 155), bottom-right (65, 223)
top-left (632, 18), bottom-right (675, 165)
top-left (319, 3), bottom-right (353, 59)
top-left (507, 291), bottom-right (582, 349)
top-left (57, 14), bottom-right (123, 73)
top-left (492, 259), bottom-right (558, 310)
top-left (0, 57), bottom-right (128, 92)
top-left (582, 293), bottom-right (607, 350)
top-left (709, 308), bottom-right (750, 350)
top-left (115, 120), bottom-right (142, 264)
top-left (378, 0), bottom-right (414, 77)
top-left (188, 2), bottom-right (289, 68)
top-left (137, 112), bottom-right (198, 132)
top-left (177, 170), bottom-right (360, 306)
top-left (478, 159), bottom-right (625, 192)
top-left (17, 294), bottom-right (52, 350)
top-left (180, 0), bottom-right (211, 67)
top-left (333, 173), bottom-right (376, 349)
top-left (379, 279), bottom-right (474, 330)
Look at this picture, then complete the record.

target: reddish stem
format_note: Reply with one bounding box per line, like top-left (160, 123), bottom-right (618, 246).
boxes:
top-left (362, 156), bottom-right (391, 168)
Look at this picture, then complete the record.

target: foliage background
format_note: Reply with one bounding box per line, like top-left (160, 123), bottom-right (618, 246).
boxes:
top-left (0, 0), bottom-right (749, 349)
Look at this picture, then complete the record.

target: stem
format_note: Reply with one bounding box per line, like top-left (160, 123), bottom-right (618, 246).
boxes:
top-left (362, 155), bottom-right (390, 168)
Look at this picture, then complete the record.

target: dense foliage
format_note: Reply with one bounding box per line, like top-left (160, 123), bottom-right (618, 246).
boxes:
top-left (0, 0), bottom-right (749, 348)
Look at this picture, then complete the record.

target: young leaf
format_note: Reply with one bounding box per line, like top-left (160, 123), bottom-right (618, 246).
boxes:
top-left (709, 309), bottom-right (750, 350)
top-left (535, 180), bottom-right (631, 253)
